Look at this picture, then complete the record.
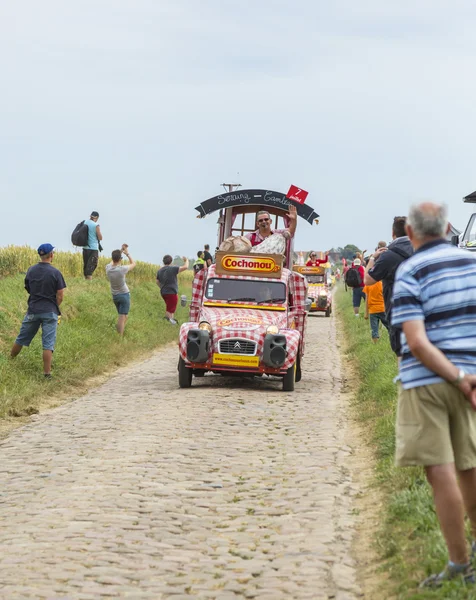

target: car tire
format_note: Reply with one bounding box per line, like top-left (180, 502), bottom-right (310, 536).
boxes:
top-left (282, 364), bottom-right (295, 392)
top-left (295, 355), bottom-right (302, 383)
top-left (178, 356), bottom-right (192, 388)
top-left (325, 307), bottom-right (331, 317)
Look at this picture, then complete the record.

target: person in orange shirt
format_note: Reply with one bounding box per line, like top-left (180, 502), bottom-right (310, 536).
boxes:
top-left (363, 279), bottom-right (389, 342)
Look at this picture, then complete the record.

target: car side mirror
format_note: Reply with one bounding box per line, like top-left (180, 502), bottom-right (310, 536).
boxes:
top-left (305, 298), bottom-right (312, 312)
top-left (451, 234), bottom-right (459, 247)
top-left (180, 294), bottom-right (188, 307)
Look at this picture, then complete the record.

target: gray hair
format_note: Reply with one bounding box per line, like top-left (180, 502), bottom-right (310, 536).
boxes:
top-left (407, 202), bottom-right (448, 239)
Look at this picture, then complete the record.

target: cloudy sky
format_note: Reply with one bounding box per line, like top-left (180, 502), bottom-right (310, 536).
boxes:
top-left (2, 0), bottom-right (476, 263)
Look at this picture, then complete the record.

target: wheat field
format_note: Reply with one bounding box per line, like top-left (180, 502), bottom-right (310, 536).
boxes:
top-left (0, 246), bottom-right (194, 283)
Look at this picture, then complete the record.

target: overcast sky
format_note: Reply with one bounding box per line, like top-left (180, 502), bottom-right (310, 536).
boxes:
top-left (2, 0), bottom-right (476, 263)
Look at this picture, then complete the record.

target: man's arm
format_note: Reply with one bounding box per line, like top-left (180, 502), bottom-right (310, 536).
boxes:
top-left (96, 225), bottom-right (103, 241)
top-left (56, 288), bottom-right (64, 307)
top-left (287, 205), bottom-right (297, 237)
top-left (125, 252), bottom-right (136, 271)
top-left (364, 247), bottom-right (388, 286)
top-left (403, 320), bottom-right (476, 408)
top-left (178, 257), bottom-right (189, 273)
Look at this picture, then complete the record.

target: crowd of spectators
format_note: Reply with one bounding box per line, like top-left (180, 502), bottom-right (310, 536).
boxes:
top-left (344, 203), bottom-right (476, 588)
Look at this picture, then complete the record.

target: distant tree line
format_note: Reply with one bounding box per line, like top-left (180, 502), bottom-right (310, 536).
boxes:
top-left (329, 245), bottom-right (362, 261)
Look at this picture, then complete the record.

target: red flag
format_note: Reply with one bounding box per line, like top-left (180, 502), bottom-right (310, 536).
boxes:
top-left (286, 185), bottom-right (308, 204)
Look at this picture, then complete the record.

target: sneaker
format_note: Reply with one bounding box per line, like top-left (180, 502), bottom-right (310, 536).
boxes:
top-left (169, 318), bottom-right (177, 325)
top-left (44, 373), bottom-right (52, 380)
top-left (420, 562), bottom-right (475, 588)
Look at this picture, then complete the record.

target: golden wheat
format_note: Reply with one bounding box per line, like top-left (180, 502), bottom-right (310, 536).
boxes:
top-left (0, 246), bottom-right (194, 283)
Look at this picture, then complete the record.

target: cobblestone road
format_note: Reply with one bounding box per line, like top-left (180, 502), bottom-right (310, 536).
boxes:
top-left (0, 314), bottom-right (363, 600)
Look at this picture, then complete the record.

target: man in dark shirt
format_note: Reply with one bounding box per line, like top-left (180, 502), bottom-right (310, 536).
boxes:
top-left (156, 254), bottom-right (189, 324)
top-left (363, 217), bottom-right (413, 355)
top-left (203, 244), bottom-right (213, 267)
top-left (10, 243), bottom-right (67, 377)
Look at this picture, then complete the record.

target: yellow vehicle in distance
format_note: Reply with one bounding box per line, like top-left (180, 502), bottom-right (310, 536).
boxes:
top-left (293, 265), bottom-right (332, 317)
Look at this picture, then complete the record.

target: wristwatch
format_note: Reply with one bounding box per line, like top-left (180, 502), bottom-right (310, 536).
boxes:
top-left (451, 369), bottom-right (465, 385)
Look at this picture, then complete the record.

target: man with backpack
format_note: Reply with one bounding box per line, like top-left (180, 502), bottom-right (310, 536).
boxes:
top-left (364, 217), bottom-right (414, 355)
top-left (345, 258), bottom-right (366, 316)
top-left (80, 212), bottom-right (103, 280)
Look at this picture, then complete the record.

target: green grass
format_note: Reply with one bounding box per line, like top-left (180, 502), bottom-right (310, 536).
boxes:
top-left (0, 253), bottom-right (192, 419)
top-left (335, 287), bottom-right (476, 600)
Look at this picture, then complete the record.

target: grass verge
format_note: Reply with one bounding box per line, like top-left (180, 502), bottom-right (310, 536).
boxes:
top-left (335, 286), bottom-right (476, 600)
top-left (0, 271), bottom-right (192, 419)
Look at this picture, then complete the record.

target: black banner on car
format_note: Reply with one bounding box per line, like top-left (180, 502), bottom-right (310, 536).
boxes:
top-left (195, 189), bottom-right (319, 224)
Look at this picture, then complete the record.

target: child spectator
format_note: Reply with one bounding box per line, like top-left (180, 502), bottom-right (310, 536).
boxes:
top-left (193, 251), bottom-right (206, 274)
top-left (363, 280), bottom-right (389, 342)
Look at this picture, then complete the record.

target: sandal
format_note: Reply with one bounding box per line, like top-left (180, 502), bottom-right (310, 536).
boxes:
top-left (420, 563), bottom-right (475, 588)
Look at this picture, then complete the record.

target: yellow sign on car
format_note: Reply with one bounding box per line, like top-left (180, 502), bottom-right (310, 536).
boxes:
top-left (213, 354), bottom-right (260, 367)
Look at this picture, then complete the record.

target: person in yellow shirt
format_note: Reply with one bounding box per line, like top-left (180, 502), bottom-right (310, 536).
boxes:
top-left (363, 279), bottom-right (389, 343)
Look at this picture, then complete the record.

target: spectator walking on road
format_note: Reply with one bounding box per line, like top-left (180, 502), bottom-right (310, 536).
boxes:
top-left (203, 244), bottom-right (213, 267)
top-left (106, 244), bottom-right (136, 335)
top-left (363, 279), bottom-right (388, 342)
top-left (83, 211), bottom-right (103, 280)
top-left (10, 244), bottom-right (66, 378)
top-left (157, 255), bottom-right (189, 325)
top-left (392, 202), bottom-right (476, 588)
top-left (345, 258), bottom-right (365, 316)
top-left (364, 217), bottom-right (413, 354)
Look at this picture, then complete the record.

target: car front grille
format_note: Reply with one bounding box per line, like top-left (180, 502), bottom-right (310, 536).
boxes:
top-left (219, 339), bottom-right (257, 355)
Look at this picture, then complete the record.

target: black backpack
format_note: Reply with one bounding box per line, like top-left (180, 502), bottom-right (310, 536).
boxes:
top-left (345, 267), bottom-right (362, 288)
top-left (71, 221), bottom-right (89, 247)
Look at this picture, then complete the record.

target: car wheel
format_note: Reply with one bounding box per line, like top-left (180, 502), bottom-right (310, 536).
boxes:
top-left (282, 363), bottom-right (295, 392)
top-left (295, 355), bottom-right (302, 383)
top-left (325, 307), bottom-right (331, 317)
top-left (178, 356), bottom-right (192, 388)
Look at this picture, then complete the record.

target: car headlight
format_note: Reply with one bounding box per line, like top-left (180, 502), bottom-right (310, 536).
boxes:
top-left (198, 321), bottom-right (212, 332)
top-left (266, 325), bottom-right (279, 335)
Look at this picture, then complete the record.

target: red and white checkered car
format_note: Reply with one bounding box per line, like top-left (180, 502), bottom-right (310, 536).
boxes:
top-left (178, 265), bottom-right (308, 385)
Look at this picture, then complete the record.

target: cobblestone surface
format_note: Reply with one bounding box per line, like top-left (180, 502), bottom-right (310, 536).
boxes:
top-left (0, 314), bottom-right (363, 599)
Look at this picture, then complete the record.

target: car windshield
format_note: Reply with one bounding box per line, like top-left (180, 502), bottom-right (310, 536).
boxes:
top-left (205, 278), bottom-right (286, 304)
top-left (306, 275), bottom-right (325, 284)
top-left (463, 214), bottom-right (476, 246)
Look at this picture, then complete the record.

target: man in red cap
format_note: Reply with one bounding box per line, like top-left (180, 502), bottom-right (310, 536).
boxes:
top-left (10, 244), bottom-right (67, 378)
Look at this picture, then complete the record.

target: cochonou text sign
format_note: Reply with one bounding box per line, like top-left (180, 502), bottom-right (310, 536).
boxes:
top-left (215, 251), bottom-right (283, 278)
top-left (195, 189), bottom-right (319, 224)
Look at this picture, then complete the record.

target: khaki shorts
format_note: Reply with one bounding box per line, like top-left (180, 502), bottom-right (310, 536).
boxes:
top-left (396, 381), bottom-right (476, 470)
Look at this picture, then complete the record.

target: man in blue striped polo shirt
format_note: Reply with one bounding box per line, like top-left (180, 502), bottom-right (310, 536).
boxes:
top-left (392, 202), bottom-right (476, 588)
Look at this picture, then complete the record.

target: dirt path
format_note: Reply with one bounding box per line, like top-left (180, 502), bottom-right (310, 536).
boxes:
top-left (0, 314), bottom-right (365, 600)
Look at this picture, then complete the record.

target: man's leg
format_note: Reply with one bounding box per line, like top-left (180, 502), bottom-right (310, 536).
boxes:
top-left (370, 314), bottom-right (379, 343)
top-left (352, 289), bottom-right (360, 316)
top-left (11, 314), bottom-right (39, 358)
top-left (43, 350), bottom-right (53, 375)
top-left (117, 315), bottom-right (127, 335)
top-left (458, 468), bottom-right (476, 543)
top-left (425, 464), bottom-right (469, 565)
top-left (10, 343), bottom-right (23, 358)
top-left (41, 314), bottom-right (58, 376)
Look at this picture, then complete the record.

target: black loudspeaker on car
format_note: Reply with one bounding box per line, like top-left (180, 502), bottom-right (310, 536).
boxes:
top-left (186, 330), bottom-right (210, 363)
top-left (262, 334), bottom-right (286, 368)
